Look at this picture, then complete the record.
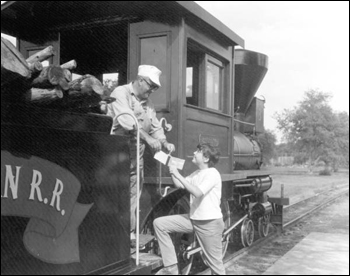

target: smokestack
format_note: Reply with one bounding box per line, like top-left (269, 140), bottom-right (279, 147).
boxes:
top-left (234, 49), bottom-right (268, 114)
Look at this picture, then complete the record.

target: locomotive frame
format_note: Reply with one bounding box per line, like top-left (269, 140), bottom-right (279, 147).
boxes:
top-left (1, 1), bottom-right (288, 275)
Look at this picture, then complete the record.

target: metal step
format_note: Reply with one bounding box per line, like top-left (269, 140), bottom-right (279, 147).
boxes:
top-left (130, 234), bottom-right (155, 250)
top-left (131, 253), bottom-right (163, 271)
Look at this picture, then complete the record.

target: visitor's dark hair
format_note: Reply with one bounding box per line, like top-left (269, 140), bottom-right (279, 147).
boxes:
top-left (197, 143), bottom-right (221, 168)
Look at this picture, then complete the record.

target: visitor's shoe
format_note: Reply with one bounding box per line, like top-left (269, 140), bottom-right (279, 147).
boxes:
top-left (130, 239), bottom-right (136, 248)
top-left (130, 231), bottom-right (136, 248)
top-left (155, 264), bottom-right (179, 275)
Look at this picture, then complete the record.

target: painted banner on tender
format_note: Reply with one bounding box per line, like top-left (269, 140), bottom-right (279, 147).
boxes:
top-left (1, 150), bottom-right (93, 264)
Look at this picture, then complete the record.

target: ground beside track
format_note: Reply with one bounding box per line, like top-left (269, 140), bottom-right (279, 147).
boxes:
top-left (222, 192), bottom-right (349, 275)
top-left (266, 168), bottom-right (349, 204)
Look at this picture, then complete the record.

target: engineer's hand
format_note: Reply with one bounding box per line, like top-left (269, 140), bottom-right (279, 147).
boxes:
top-left (164, 142), bottom-right (175, 154)
top-left (147, 136), bottom-right (162, 152)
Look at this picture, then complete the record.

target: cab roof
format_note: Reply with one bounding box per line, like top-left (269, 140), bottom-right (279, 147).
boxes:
top-left (1, 1), bottom-right (244, 47)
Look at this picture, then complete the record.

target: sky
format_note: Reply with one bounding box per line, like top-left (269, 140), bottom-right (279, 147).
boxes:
top-left (195, 1), bottom-right (349, 136)
top-left (1, 1), bottom-right (349, 138)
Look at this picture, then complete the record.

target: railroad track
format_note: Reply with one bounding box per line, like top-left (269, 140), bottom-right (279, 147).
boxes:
top-left (284, 183), bottom-right (349, 210)
top-left (196, 184), bottom-right (349, 275)
top-left (283, 184), bottom-right (349, 227)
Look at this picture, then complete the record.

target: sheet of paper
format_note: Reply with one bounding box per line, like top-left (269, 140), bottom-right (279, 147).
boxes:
top-left (154, 151), bottom-right (185, 170)
top-left (154, 151), bottom-right (170, 165)
top-left (168, 156), bottom-right (185, 170)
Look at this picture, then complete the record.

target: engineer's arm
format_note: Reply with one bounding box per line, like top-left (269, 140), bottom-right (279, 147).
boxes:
top-left (109, 87), bottom-right (136, 131)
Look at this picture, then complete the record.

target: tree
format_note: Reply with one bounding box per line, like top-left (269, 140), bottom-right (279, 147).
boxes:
top-left (330, 111), bottom-right (349, 169)
top-left (274, 89), bottom-right (349, 172)
top-left (257, 129), bottom-right (277, 164)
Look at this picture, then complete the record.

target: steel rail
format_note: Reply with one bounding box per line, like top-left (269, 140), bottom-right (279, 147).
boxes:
top-left (283, 187), bottom-right (349, 228)
top-left (284, 183), bottom-right (349, 210)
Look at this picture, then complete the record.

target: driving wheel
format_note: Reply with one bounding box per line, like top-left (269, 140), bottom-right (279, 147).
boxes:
top-left (241, 218), bottom-right (254, 247)
top-left (258, 213), bottom-right (270, 238)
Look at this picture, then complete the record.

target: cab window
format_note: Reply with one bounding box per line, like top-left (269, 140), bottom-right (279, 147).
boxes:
top-left (186, 40), bottom-right (226, 113)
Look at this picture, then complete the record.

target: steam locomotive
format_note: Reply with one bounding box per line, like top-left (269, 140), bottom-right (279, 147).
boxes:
top-left (1, 1), bottom-right (288, 275)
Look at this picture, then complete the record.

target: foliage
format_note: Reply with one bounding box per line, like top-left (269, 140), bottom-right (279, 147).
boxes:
top-left (274, 89), bottom-right (349, 171)
top-left (275, 143), bottom-right (294, 157)
top-left (319, 168), bottom-right (332, 176)
top-left (293, 152), bottom-right (308, 165)
top-left (257, 129), bottom-right (277, 164)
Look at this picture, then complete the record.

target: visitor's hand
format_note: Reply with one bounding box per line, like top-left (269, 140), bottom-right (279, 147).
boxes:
top-left (169, 166), bottom-right (180, 177)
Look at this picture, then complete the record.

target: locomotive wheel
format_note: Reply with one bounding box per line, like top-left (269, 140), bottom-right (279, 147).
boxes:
top-left (258, 214), bottom-right (270, 238)
top-left (241, 218), bottom-right (254, 247)
top-left (167, 196), bottom-right (195, 275)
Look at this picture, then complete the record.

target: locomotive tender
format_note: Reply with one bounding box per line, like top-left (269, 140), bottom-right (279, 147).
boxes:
top-left (1, 1), bottom-right (288, 274)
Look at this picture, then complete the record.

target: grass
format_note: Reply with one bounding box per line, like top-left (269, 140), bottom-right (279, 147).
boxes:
top-left (264, 166), bottom-right (349, 203)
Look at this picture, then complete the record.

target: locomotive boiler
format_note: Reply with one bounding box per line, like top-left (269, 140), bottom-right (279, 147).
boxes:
top-left (1, 1), bottom-right (288, 275)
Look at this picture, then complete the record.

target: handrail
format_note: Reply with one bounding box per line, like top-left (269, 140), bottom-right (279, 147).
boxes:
top-left (159, 117), bottom-right (172, 132)
top-left (113, 112), bottom-right (141, 266)
top-left (233, 118), bottom-right (256, 135)
top-left (159, 161), bottom-right (171, 197)
top-left (233, 118), bottom-right (255, 126)
top-left (158, 117), bottom-right (172, 197)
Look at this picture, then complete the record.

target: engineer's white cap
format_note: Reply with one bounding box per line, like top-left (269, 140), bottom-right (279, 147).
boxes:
top-left (138, 65), bottom-right (162, 87)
